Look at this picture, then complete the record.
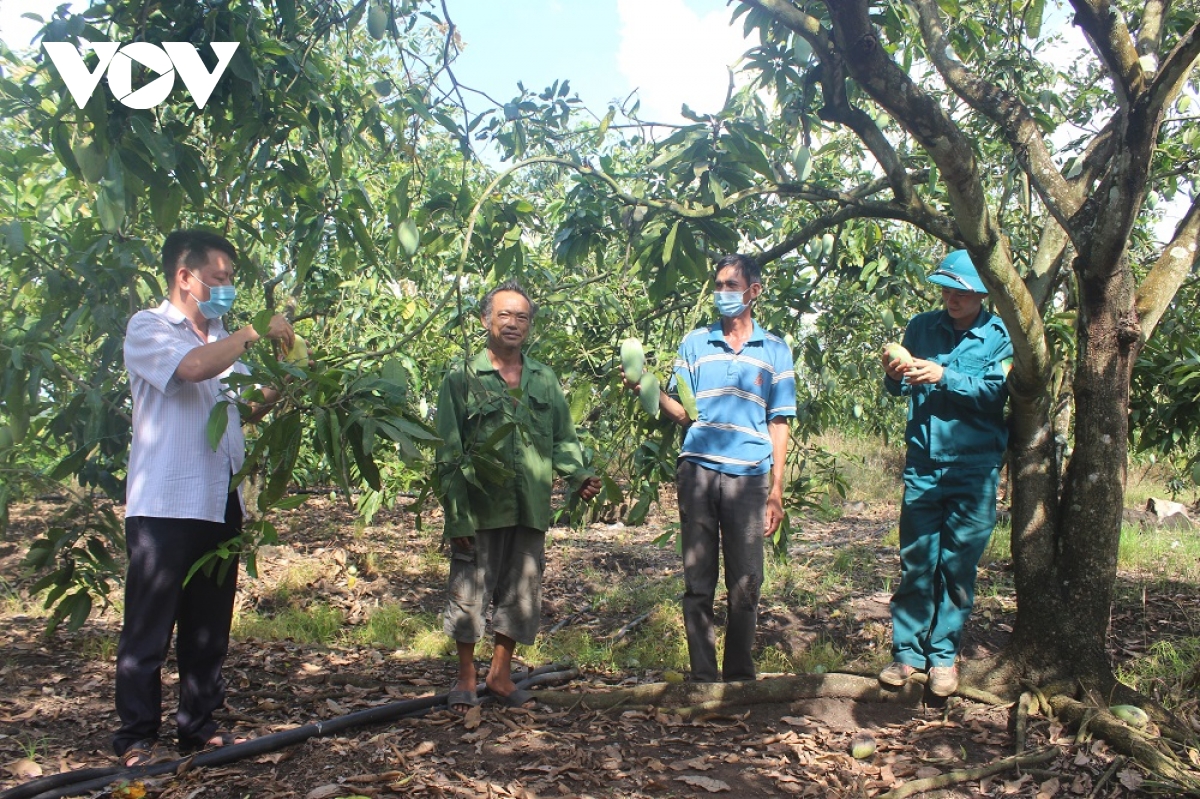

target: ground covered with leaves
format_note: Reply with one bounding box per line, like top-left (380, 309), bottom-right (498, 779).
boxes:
top-left (1, 493), bottom-right (1196, 798)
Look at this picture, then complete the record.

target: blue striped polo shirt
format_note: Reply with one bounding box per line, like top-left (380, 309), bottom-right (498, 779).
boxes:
top-left (671, 320), bottom-right (797, 475)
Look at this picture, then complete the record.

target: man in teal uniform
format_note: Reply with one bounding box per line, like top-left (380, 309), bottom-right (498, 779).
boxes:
top-left (878, 250), bottom-right (1012, 697)
top-left (436, 281), bottom-right (602, 712)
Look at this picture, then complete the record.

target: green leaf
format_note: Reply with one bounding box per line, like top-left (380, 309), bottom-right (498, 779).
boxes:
top-left (206, 401), bottom-right (230, 452)
top-left (49, 446), bottom-right (92, 481)
top-left (1023, 0), bottom-right (1044, 38)
top-left (129, 116), bottom-right (176, 170)
top-left (273, 494), bottom-right (310, 510)
top-left (253, 309), bottom-right (275, 337)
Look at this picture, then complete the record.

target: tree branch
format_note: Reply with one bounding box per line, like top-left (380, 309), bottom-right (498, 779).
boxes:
top-left (1137, 0), bottom-right (1170, 57)
top-left (746, 0), bottom-right (927, 210)
top-left (911, 0), bottom-right (1082, 228)
top-left (1135, 191), bottom-right (1200, 340)
top-left (1069, 0), bottom-right (1147, 105)
top-left (1144, 21), bottom-right (1200, 129)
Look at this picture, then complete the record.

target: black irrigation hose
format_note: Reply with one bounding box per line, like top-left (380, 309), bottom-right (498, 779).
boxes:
top-left (2, 663), bottom-right (575, 799)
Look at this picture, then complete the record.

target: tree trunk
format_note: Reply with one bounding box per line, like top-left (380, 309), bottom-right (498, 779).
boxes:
top-left (1001, 255), bottom-right (1139, 690)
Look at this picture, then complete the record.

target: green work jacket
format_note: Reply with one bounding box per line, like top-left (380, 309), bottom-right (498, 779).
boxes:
top-left (435, 349), bottom-right (592, 539)
top-left (884, 308), bottom-right (1012, 468)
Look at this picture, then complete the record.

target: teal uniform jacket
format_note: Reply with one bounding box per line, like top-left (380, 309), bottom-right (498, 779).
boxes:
top-left (884, 308), bottom-right (1012, 468)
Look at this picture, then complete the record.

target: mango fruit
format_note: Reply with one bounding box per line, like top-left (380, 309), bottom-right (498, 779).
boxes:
top-left (367, 2), bottom-right (388, 39)
top-left (638, 373), bottom-right (660, 419)
top-left (398, 218), bottom-right (420, 256)
top-left (620, 337), bottom-right (645, 383)
top-left (1110, 704), bottom-right (1149, 729)
top-left (883, 342), bottom-right (913, 367)
top-left (284, 334), bottom-right (309, 365)
top-left (676, 377), bottom-right (698, 420)
top-left (73, 140), bottom-right (106, 184)
top-left (849, 731), bottom-right (876, 759)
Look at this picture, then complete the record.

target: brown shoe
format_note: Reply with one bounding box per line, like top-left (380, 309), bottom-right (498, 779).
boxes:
top-left (928, 665), bottom-right (959, 696)
top-left (878, 661), bottom-right (916, 687)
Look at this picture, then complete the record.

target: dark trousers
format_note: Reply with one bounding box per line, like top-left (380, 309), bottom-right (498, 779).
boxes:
top-left (113, 493), bottom-right (241, 755)
top-left (677, 460), bottom-right (768, 682)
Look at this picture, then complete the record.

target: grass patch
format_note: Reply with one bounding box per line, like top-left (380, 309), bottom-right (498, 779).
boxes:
top-left (807, 430), bottom-right (905, 504)
top-left (266, 561), bottom-right (326, 603)
top-left (234, 602), bottom-right (345, 644)
top-left (618, 606), bottom-right (689, 671)
top-left (764, 556), bottom-right (827, 610)
top-left (0, 577), bottom-right (47, 617)
top-left (1115, 637), bottom-right (1200, 711)
top-left (72, 632), bottom-right (118, 661)
top-left (349, 604), bottom-right (447, 655)
top-left (527, 627), bottom-right (616, 671)
top-left (1118, 524), bottom-right (1200, 580)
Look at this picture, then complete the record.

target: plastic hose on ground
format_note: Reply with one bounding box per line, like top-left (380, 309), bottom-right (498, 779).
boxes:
top-left (1, 663), bottom-right (577, 799)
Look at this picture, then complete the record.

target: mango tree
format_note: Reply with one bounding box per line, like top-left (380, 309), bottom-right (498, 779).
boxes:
top-left (0, 0), bottom-right (475, 627)
top-left (476, 0), bottom-right (1199, 780)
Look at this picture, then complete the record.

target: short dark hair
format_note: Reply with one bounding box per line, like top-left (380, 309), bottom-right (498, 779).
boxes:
top-left (480, 280), bottom-right (538, 321)
top-left (714, 253), bottom-right (761, 287)
top-left (162, 229), bottom-right (237, 286)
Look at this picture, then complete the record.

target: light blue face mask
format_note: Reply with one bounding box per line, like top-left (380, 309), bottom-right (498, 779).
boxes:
top-left (191, 273), bottom-right (236, 319)
top-left (714, 290), bottom-right (748, 318)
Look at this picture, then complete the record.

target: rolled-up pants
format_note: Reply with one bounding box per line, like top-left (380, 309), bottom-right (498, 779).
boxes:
top-left (677, 460), bottom-right (767, 682)
top-left (891, 461), bottom-right (999, 669)
top-left (113, 492), bottom-right (241, 755)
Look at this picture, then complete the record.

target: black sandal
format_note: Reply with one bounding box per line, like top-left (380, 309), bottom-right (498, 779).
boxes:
top-left (179, 730), bottom-right (248, 754)
top-left (119, 738), bottom-right (164, 768)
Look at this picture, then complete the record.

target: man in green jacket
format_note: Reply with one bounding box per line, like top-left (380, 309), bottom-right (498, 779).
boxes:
top-left (436, 281), bottom-right (602, 712)
top-left (879, 250), bottom-right (1012, 697)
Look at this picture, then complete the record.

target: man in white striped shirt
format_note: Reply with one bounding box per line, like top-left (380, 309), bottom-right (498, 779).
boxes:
top-left (647, 254), bottom-right (797, 682)
top-left (115, 229), bottom-right (294, 767)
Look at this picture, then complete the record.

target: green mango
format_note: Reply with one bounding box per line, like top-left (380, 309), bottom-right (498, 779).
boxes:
top-left (883, 342), bottom-right (913, 366)
top-left (676, 377), bottom-right (698, 420)
top-left (850, 731), bottom-right (876, 759)
top-left (398, 218), bottom-right (420, 256)
top-left (1110, 704), bottom-right (1149, 728)
top-left (638, 373), bottom-right (660, 419)
top-left (620, 337), bottom-right (644, 383)
top-left (367, 2), bottom-right (388, 39)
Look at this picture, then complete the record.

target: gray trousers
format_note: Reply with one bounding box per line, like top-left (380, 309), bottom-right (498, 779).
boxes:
top-left (443, 526), bottom-right (545, 646)
top-left (677, 460), bottom-right (767, 682)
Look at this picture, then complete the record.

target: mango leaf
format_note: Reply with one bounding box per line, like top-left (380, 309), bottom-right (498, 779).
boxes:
top-left (1023, 0), bottom-right (1045, 38)
top-left (253, 309), bottom-right (275, 337)
top-left (206, 401), bottom-right (230, 452)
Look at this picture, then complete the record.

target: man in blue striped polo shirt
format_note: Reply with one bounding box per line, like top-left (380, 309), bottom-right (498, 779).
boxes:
top-left (650, 254), bottom-right (797, 682)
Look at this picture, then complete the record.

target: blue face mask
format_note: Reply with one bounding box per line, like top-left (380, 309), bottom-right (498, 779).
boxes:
top-left (191, 273), bottom-right (236, 319)
top-left (714, 290), bottom-right (748, 318)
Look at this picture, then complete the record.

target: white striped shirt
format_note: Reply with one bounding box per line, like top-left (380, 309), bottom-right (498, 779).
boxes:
top-left (124, 301), bottom-right (247, 522)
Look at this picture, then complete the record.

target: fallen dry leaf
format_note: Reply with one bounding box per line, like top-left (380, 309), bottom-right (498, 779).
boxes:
top-left (675, 774), bottom-right (731, 792)
top-left (5, 758), bottom-right (42, 778)
top-left (461, 705), bottom-right (482, 730)
top-left (1117, 769), bottom-right (1144, 791)
top-left (304, 785), bottom-right (344, 799)
top-left (1037, 775), bottom-right (1060, 797)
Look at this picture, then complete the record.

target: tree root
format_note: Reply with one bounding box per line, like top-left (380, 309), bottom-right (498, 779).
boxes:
top-left (876, 747), bottom-right (1059, 799)
top-left (533, 673), bottom-right (924, 710)
top-left (1050, 694), bottom-right (1200, 795)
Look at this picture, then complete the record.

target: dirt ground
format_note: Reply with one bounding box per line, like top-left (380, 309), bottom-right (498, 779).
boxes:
top-left (0, 493), bottom-right (1193, 799)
